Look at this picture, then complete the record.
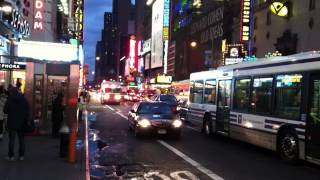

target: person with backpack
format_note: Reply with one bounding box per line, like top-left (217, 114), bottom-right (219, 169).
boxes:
top-left (4, 87), bottom-right (29, 161)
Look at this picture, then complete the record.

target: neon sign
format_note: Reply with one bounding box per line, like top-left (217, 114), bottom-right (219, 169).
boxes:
top-left (163, 0), bottom-right (170, 40)
top-left (34, 0), bottom-right (44, 30)
top-left (270, 2), bottom-right (288, 17)
top-left (240, 0), bottom-right (252, 42)
top-left (129, 37), bottom-right (136, 69)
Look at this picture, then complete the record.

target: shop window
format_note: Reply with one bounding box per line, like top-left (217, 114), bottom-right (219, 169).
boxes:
top-left (274, 74), bottom-right (302, 120)
top-left (234, 78), bottom-right (251, 112)
top-left (190, 80), bottom-right (204, 104)
top-left (252, 77), bottom-right (273, 114)
top-left (203, 79), bottom-right (216, 105)
top-left (309, 0), bottom-right (316, 10)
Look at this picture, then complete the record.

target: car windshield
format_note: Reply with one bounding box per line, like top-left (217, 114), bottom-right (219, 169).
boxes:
top-left (160, 95), bottom-right (177, 102)
top-left (138, 103), bottom-right (172, 114)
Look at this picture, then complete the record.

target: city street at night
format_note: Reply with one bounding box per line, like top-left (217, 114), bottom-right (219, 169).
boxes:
top-left (86, 99), bottom-right (320, 180)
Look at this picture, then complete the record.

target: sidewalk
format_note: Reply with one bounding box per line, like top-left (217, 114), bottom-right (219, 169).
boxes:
top-left (0, 134), bottom-right (85, 180)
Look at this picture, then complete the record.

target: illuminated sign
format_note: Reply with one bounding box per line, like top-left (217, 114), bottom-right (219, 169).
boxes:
top-left (34, 0), bottom-right (44, 30)
top-left (270, 2), bottom-right (288, 17)
top-left (5, 10), bottom-right (30, 37)
top-left (151, 0), bottom-right (164, 69)
top-left (129, 36), bottom-right (136, 70)
top-left (163, 0), bottom-right (170, 40)
top-left (223, 44), bottom-right (247, 65)
top-left (240, 0), bottom-right (253, 42)
top-left (0, 63), bottom-right (26, 70)
top-left (156, 75), bottom-right (172, 84)
top-left (142, 39), bottom-right (151, 55)
top-left (74, 0), bottom-right (84, 43)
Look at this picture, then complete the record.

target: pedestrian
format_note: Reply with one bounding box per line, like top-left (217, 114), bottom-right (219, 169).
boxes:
top-left (4, 87), bottom-right (29, 161)
top-left (51, 93), bottom-right (65, 138)
top-left (78, 92), bottom-right (85, 122)
top-left (0, 86), bottom-right (7, 141)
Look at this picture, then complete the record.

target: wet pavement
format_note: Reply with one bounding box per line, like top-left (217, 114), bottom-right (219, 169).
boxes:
top-left (86, 100), bottom-right (320, 180)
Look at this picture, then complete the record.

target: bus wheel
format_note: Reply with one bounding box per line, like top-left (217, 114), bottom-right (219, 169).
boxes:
top-left (204, 117), bottom-right (212, 136)
top-left (278, 131), bottom-right (299, 163)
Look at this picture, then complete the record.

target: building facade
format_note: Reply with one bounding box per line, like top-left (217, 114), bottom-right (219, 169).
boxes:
top-left (252, 0), bottom-right (320, 57)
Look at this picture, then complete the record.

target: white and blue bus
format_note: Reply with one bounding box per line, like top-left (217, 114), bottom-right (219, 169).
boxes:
top-left (187, 51), bottom-right (320, 164)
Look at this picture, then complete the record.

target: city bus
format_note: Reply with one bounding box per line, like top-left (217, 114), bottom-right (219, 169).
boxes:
top-left (187, 51), bottom-right (320, 165)
top-left (100, 81), bottom-right (122, 104)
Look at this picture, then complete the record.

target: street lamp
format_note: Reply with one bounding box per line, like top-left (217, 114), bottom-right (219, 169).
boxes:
top-left (91, 71), bottom-right (95, 75)
top-left (95, 56), bottom-right (100, 61)
top-left (190, 41), bottom-right (197, 48)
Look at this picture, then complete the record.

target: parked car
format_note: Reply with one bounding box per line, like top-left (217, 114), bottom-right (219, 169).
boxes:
top-left (128, 102), bottom-right (183, 138)
top-left (153, 94), bottom-right (179, 113)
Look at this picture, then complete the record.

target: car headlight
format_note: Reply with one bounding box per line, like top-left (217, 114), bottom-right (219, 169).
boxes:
top-left (172, 119), bottom-right (182, 128)
top-left (176, 106), bottom-right (181, 111)
top-left (115, 94), bottom-right (121, 100)
top-left (138, 119), bottom-right (151, 128)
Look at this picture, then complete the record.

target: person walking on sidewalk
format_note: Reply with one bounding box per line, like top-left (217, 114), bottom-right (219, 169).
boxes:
top-left (52, 93), bottom-right (65, 138)
top-left (4, 87), bottom-right (29, 161)
top-left (0, 86), bottom-right (7, 141)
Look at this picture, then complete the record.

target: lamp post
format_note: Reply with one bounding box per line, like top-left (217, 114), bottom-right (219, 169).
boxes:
top-left (95, 56), bottom-right (100, 61)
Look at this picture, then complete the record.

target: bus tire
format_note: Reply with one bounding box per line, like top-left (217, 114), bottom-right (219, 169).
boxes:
top-left (278, 130), bottom-right (299, 163)
top-left (203, 115), bottom-right (212, 136)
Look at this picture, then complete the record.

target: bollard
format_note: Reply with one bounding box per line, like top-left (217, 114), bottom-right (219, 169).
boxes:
top-left (68, 128), bottom-right (77, 163)
top-left (59, 125), bottom-right (70, 158)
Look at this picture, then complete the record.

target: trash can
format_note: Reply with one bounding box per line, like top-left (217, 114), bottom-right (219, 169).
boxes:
top-left (59, 124), bottom-right (70, 158)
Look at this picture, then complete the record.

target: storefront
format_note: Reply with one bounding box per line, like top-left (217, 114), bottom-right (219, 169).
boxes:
top-left (15, 41), bottom-right (83, 134)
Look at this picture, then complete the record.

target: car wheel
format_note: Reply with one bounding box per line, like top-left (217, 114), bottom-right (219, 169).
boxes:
top-left (204, 117), bottom-right (212, 136)
top-left (278, 130), bottom-right (299, 163)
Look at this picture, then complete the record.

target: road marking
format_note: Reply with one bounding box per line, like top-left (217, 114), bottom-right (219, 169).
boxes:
top-left (186, 126), bottom-right (201, 132)
top-left (116, 112), bottom-right (128, 120)
top-left (158, 140), bottom-right (224, 180)
top-left (105, 105), bottom-right (115, 111)
top-left (113, 111), bottom-right (224, 180)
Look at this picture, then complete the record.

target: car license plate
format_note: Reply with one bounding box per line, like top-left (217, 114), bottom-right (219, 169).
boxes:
top-left (158, 129), bottom-right (167, 134)
top-left (153, 114), bottom-right (161, 118)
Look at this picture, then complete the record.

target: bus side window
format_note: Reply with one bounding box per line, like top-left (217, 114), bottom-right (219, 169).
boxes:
top-left (192, 80), bottom-right (204, 103)
top-left (251, 77), bottom-right (273, 114)
top-left (234, 78), bottom-right (251, 112)
top-left (204, 79), bottom-right (216, 105)
top-left (274, 74), bottom-right (302, 120)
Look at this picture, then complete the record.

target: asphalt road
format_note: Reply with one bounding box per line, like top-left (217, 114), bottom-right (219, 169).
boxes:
top-left (87, 101), bottom-right (320, 180)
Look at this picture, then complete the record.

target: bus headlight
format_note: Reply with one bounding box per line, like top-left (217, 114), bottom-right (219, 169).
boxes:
top-left (138, 119), bottom-right (151, 128)
top-left (115, 94), bottom-right (121, 100)
top-left (172, 119), bottom-right (182, 128)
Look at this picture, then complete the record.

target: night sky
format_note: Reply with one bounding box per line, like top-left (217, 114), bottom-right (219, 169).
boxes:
top-left (84, 0), bottom-right (112, 80)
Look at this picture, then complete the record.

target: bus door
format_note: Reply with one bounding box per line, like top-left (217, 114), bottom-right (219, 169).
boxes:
top-left (306, 75), bottom-right (320, 160)
top-left (216, 80), bottom-right (232, 134)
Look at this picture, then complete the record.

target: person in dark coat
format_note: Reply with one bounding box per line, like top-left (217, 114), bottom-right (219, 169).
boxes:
top-left (51, 93), bottom-right (64, 138)
top-left (4, 87), bottom-right (29, 161)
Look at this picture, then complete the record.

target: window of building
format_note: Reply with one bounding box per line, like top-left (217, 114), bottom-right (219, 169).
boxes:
top-left (234, 78), bottom-right (251, 111)
top-left (203, 79), bottom-right (216, 105)
top-left (274, 74), bottom-right (302, 120)
top-left (309, 0), bottom-right (316, 10)
top-left (190, 80), bottom-right (204, 103)
top-left (254, 16), bottom-right (258, 30)
top-left (267, 11), bottom-right (271, 26)
top-left (252, 77), bottom-right (273, 114)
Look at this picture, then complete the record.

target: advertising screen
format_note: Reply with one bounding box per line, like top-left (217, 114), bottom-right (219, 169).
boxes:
top-left (151, 0), bottom-right (164, 69)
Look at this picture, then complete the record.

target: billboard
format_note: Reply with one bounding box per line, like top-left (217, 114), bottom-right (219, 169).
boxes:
top-left (151, 0), bottom-right (164, 69)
